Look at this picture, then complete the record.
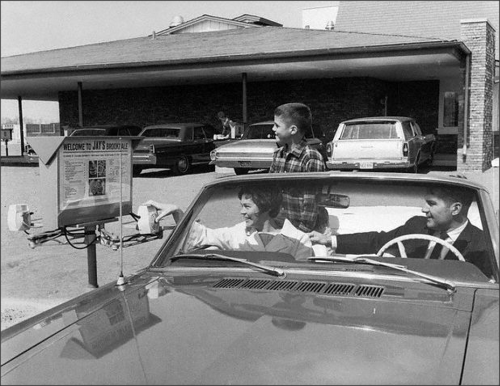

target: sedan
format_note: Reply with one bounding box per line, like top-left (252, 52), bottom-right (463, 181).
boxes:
top-left (210, 121), bottom-right (326, 175)
top-left (132, 123), bottom-right (218, 175)
top-left (1, 172), bottom-right (498, 384)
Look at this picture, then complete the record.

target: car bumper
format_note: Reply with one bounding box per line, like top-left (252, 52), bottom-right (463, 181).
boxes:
top-left (210, 157), bottom-right (271, 169)
top-left (327, 160), bottom-right (411, 170)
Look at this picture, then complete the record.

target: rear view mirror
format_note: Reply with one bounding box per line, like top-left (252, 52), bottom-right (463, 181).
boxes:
top-left (317, 193), bottom-right (350, 209)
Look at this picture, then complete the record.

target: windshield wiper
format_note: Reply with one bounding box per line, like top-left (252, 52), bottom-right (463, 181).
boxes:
top-left (170, 253), bottom-right (285, 277)
top-left (308, 255), bottom-right (456, 293)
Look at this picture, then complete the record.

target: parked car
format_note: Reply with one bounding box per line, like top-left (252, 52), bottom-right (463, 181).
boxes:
top-left (210, 121), bottom-right (327, 175)
top-left (69, 125), bottom-right (143, 137)
top-left (132, 123), bottom-right (219, 175)
top-left (2, 172), bottom-right (498, 384)
top-left (326, 116), bottom-right (436, 173)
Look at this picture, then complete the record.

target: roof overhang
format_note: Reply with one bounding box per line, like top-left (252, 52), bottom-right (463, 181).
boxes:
top-left (0, 42), bottom-right (468, 102)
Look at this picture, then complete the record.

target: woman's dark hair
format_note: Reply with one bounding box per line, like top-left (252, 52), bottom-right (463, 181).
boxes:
top-left (238, 184), bottom-right (282, 218)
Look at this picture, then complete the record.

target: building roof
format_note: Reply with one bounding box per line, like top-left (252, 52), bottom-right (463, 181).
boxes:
top-left (1, 26), bottom-right (453, 74)
top-left (335, 0), bottom-right (499, 59)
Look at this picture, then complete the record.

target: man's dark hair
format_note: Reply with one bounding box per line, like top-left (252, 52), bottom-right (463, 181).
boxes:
top-left (274, 103), bottom-right (312, 134)
top-left (427, 185), bottom-right (475, 209)
top-left (238, 184), bottom-right (282, 218)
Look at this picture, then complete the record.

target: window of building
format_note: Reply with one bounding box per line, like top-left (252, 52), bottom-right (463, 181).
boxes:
top-left (443, 92), bottom-right (458, 127)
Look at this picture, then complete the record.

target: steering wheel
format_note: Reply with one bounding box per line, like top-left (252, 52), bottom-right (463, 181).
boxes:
top-left (376, 234), bottom-right (465, 262)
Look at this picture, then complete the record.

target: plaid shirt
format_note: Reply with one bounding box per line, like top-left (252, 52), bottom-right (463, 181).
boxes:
top-left (269, 139), bottom-right (325, 232)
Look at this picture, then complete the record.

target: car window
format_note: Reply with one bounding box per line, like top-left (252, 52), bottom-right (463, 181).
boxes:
top-left (72, 129), bottom-right (106, 136)
top-left (411, 122), bottom-right (422, 136)
top-left (194, 126), bottom-right (205, 140)
top-left (340, 122), bottom-right (399, 140)
top-left (142, 128), bottom-right (181, 138)
top-left (246, 124), bottom-right (274, 139)
top-left (202, 125), bottom-right (216, 138)
top-left (117, 128), bottom-right (130, 136)
top-left (401, 121), bottom-right (414, 139)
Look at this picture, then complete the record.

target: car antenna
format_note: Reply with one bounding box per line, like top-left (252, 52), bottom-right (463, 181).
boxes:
top-left (116, 137), bottom-right (126, 286)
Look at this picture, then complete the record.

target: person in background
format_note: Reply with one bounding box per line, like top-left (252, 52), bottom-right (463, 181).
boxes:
top-left (217, 111), bottom-right (236, 139)
top-left (269, 102), bottom-right (326, 233)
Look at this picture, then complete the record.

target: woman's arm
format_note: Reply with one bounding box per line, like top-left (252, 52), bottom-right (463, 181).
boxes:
top-left (141, 200), bottom-right (184, 224)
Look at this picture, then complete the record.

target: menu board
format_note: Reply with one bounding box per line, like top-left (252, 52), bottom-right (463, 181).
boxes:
top-left (58, 138), bottom-right (132, 211)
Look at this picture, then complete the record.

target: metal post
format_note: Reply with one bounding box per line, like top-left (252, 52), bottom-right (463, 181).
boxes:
top-left (78, 82), bottom-right (83, 127)
top-left (242, 73), bottom-right (248, 129)
top-left (85, 225), bottom-right (98, 288)
top-left (18, 96), bottom-right (25, 155)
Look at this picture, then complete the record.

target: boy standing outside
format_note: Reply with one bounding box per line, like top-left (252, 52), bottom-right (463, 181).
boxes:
top-left (270, 102), bottom-right (326, 233)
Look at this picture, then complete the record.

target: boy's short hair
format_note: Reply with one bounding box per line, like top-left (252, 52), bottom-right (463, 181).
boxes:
top-left (274, 103), bottom-right (312, 134)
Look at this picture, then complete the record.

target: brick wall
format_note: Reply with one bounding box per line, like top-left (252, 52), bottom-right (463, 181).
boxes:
top-left (59, 77), bottom-right (438, 142)
top-left (459, 19), bottom-right (495, 171)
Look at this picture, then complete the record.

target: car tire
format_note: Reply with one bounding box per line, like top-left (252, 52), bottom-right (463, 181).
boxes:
top-left (234, 168), bottom-right (249, 175)
top-left (172, 155), bottom-right (191, 175)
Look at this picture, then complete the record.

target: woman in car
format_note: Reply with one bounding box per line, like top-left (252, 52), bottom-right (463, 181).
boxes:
top-left (143, 185), bottom-right (315, 260)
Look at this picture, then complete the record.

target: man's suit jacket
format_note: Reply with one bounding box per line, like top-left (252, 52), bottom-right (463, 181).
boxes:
top-left (336, 216), bottom-right (493, 277)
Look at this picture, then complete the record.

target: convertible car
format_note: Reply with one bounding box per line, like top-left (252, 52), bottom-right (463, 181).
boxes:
top-left (1, 172), bottom-right (498, 384)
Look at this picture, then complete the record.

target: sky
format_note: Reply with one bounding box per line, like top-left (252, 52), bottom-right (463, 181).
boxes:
top-left (1, 1), bottom-right (334, 122)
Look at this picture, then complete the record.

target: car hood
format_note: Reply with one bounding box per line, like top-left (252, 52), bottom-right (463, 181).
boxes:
top-left (215, 139), bottom-right (278, 153)
top-left (2, 271), bottom-right (475, 384)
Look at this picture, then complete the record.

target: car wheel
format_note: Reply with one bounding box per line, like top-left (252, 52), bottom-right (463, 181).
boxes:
top-left (234, 168), bottom-right (249, 175)
top-left (173, 155), bottom-right (191, 175)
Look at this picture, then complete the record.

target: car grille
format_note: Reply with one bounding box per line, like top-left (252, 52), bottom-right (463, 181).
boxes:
top-left (212, 278), bottom-right (384, 298)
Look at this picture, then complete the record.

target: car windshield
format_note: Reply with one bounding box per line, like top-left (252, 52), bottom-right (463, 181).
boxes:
top-left (142, 128), bottom-right (181, 138)
top-left (152, 175), bottom-right (497, 283)
top-left (340, 122), bottom-right (400, 140)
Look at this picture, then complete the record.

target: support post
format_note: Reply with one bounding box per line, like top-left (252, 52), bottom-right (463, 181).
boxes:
top-left (242, 72), bottom-right (248, 129)
top-left (85, 225), bottom-right (98, 288)
top-left (18, 96), bottom-right (25, 155)
top-left (78, 82), bottom-right (83, 127)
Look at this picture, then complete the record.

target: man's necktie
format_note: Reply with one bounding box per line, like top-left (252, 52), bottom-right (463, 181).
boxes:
top-left (430, 232), bottom-right (449, 259)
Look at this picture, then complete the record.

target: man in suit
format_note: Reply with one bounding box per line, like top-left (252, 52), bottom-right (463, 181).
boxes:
top-left (308, 185), bottom-right (494, 278)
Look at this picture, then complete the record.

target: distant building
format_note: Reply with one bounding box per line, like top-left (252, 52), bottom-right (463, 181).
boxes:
top-left (1, 4), bottom-right (497, 171)
top-left (302, 3), bottom-right (339, 30)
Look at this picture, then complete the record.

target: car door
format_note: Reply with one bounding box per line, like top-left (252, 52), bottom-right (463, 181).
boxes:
top-left (411, 121), bottom-right (434, 162)
top-left (190, 125), bottom-right (208, 163)
top-left (201, 125), bottom-right (217, 158)
top-left (401, 120), bottom-right (419, 165)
